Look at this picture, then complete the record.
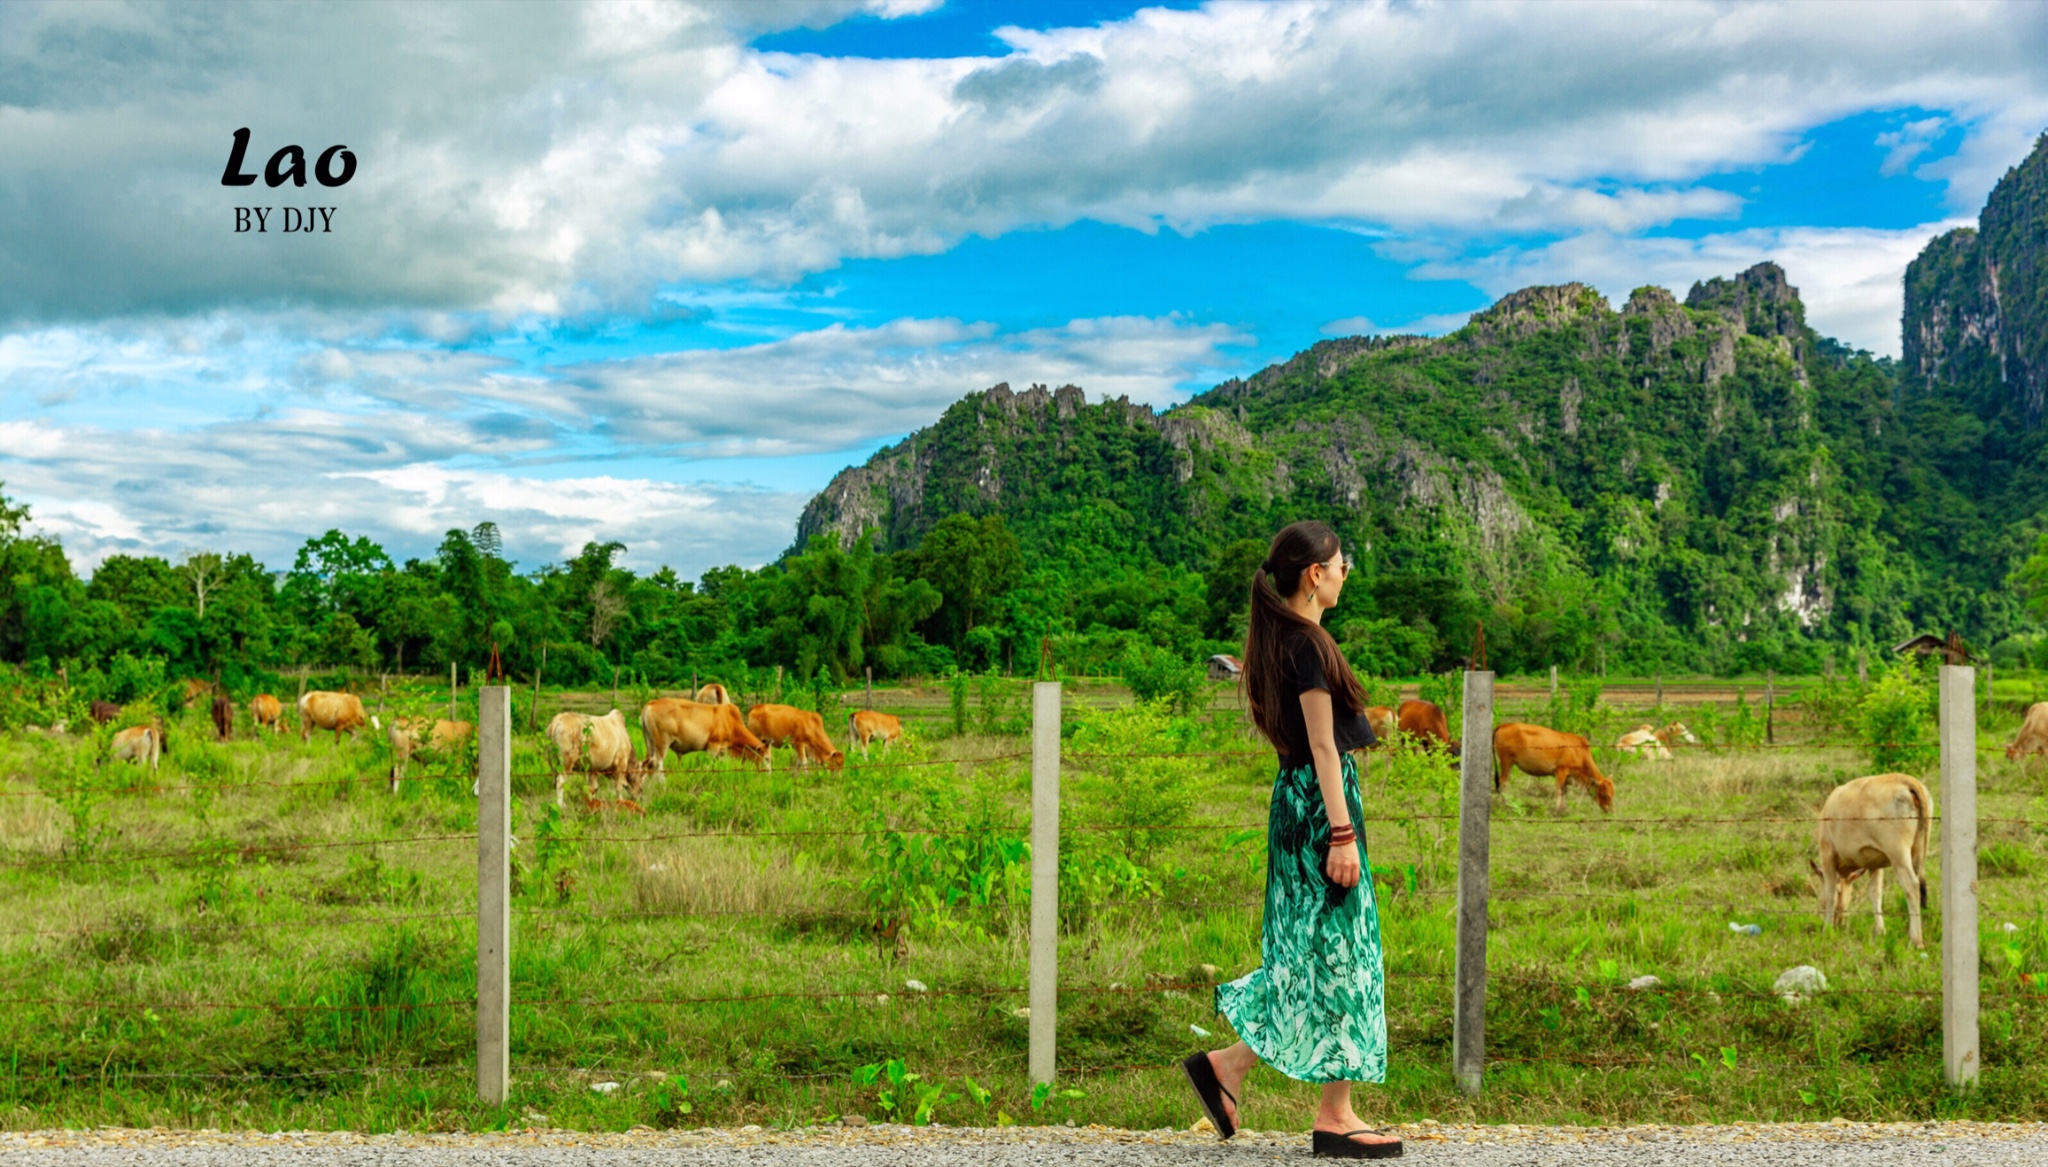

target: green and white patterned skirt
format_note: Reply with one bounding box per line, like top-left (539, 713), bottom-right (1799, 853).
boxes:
top-left (1213, 751), bottom-right (1388, 1084)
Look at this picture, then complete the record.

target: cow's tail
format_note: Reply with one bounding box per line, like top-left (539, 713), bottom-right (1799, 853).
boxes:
top-left (1910, 776), bottom-right (1932, 910)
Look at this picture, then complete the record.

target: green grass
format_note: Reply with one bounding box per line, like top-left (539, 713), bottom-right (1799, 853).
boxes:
top-left (0, 676), bottom-right (2044, 1132)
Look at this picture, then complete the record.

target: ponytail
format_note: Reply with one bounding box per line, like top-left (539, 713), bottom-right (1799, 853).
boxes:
top-left (1243, 522), bottom-right (1365, 750)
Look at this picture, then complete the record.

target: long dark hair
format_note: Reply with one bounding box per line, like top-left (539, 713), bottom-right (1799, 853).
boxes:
top-left (1244, 520), bottom-right (1366, 749)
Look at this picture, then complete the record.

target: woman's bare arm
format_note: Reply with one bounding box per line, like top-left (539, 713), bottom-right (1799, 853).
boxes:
top-left (1299, 688), bottom-right (1361, 887)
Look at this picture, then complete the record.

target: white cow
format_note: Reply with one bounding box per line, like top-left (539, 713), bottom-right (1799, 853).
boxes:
top-left (1812, 772), bottom-right (1932, 948)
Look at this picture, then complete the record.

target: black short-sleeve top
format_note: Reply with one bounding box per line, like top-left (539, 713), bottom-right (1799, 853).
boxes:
top-left (1273, 630), bottom-right (1378, 764)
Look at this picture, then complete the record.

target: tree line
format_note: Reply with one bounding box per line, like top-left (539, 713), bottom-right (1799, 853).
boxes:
top-left (0, 487), bottom-right (1253, 703)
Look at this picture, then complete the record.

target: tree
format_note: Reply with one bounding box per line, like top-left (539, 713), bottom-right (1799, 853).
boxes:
top-left (910, 514), bottom-right (1022, 654)
top-left (1205, 538), bottom-right (1268, 639)
top-left (180, 551), bottom-right (225, 621)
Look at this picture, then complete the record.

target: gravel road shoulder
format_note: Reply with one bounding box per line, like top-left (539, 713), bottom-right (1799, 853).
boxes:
top-left (5, 1121), bottom-right (2046, 1166)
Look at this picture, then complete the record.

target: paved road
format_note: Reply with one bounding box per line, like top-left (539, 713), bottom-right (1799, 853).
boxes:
top-left (7, 1126), bottom-right (2046, 1167)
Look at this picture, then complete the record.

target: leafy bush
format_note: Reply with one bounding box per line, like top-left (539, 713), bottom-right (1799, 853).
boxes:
top-left (948, 671), bottom-right (969, 737)
top-left (1798, 676), bottom-right (1866, 736)
top-left (1858, 664), bottom-right (1936, 772)
top-left (1119, 642), bottom-right (1204, 715)
top-left (1416, 671), bottom-right (1465, 731)
top-left (1542, 674), bottom-right (1601, 737)
top-left (975, 670), bottom-right (1026, 735)
top-left (1339, 616), bottom-right (1434, 679)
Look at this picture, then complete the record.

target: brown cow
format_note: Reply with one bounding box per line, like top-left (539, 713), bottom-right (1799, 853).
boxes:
top-left (2006, 702), bottom-right (2048, 762)
top-left (641, 698), bottom-right (769, 773)
top-left (1812, 772), bottom-right (1932, 948)
top-left (250, 694), bottom-right (286, 735)
top-left (847, 709), bottom-right (904, 758)
top-left (546, 710), bottom-right (639, 806)
top-left (1494, 722), bottom-right (1615, 813)
top-left (181, 678), bottom-right (216, 704)
top-left (89, 700), bottom-right (122, 725)
top-left (387, 718), bottom-right (476, 792)
top-left (210, 695), bottom-right (234, 742)
top-left (748, 703), bottom-right (844, 770)
top-left (111, 725), bottom-right (163, 771)
top-left (1397, 699), bottom-right (1459, 754)
top-left (694, 683), bottom-right (734, 705)
top-left (299, 690), bottom-right (374, 743)
top-left (1364, 706), bottom-right (1396, 746)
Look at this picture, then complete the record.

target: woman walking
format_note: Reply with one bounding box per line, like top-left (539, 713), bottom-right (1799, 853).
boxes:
top-left (1181, 520), bottom-right (1399, 1159)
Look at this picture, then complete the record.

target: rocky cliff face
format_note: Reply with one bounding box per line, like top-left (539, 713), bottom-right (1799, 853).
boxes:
top-left (792, 260), bottom-right (1916, 647)
top-left (1903, 133), bottom-right (2048, 421)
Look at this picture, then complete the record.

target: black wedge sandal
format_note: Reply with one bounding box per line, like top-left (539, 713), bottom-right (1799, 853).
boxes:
top-left (1312, 1129), bottom-right (1403, 1159)
top-left (1178, 1051), bottom-right (1238, 1140)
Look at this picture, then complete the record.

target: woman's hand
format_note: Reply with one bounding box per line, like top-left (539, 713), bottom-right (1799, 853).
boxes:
top-left (1325, 838), bottom-right (1361, 887)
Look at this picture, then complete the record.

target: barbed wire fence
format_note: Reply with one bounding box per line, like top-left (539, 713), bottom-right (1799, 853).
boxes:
top-left (1, 669), bottom-right (2028, 1105)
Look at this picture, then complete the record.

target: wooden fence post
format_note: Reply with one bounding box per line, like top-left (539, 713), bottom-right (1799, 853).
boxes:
top-left (477, 685), bottom-right (511, 1105)
top-left (1939, 665), bottom-right (1979, 1091)
top-left (449, 661), bottom-right (458, 722)
top-left (1549, 665), bottom-right (1557, 702)
top-left (866, 666), bottom-right (874, 710)
top-left (1654, 668), bottom-right (1663, 708)
top-left (1453, 669), bottom-right (1495, 1096)
top-left (1765, 668), bottom-right (1775, 744)
top-left (1029, 681), bottom-right (1062, 1086)
top-left (528, 643), bottom-right (547, 732)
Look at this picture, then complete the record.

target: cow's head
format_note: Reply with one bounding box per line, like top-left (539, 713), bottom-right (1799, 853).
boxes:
top-left (1591, 772), bottom-right (1615, 812)
top-left (825, 749), bottom-right (845, 772)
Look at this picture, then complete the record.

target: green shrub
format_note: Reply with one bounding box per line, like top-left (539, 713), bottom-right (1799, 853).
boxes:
top-left (1119, 642), bottom-right (1204, 715)
top-left (1858, 664), bottom-right (1936, 772)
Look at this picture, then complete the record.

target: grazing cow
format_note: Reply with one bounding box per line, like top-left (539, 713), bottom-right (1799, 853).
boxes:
top-left (89, 700), bottom-right (122, 725)
top-left (1397, 699), bottom-right (1459, 754)
top-left (1812, 772), bottom-right (1932, 948)
top-left (694, 683), bottom-right (734, 706)
top-left (2006, 702), bottom-right (2048, 762)
top-left (1494, 722), bottom-right (1615, 812)
top-left (641, 698), bottom-right (769, 773)
top-left (1364, 706), bottom-right (1396, 746)
top-left (250, 694), bottom-right (286, 735)
top-left (1614, 724), bottom-right (1673, 761)
top-left (111, 725), bottom-right (162, 771)
top-left (299, 690), bottom-right (374, 743)
top-left (386, 718), bottom-right (475, 792)
top-left (747, 703), bottom-right (844, 771)
top-left (210, 695), bottom-right (234, 742)
top-left (848, 709), bottom-right (905, 758)
top-left (545, 710), bottom-right (639, 806)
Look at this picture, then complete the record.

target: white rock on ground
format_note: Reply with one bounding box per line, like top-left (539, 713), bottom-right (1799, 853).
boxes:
top-left (1774, 965), bottom-right (1828, 1001)
top-left (1625, 975), bottom-right (1662, 991)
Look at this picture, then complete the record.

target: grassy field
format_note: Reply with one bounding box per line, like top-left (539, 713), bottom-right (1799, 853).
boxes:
top-left (0, 671), bottom-right (2044, 1133)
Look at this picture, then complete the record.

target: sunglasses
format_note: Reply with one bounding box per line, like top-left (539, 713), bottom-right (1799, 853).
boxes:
top-left (1317, 552), bottom-right (1354, 577)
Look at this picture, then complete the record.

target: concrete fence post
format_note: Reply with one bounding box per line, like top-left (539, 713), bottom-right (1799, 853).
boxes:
top-left (1029, 681), bottom-right (1062, 1086)
top-left (1453, 670), bottom-right (1495, 1095)
top-left (1939, 665), bottom-right (1979, 1091)
top-left (477, 685), bottom-right (511, 1105)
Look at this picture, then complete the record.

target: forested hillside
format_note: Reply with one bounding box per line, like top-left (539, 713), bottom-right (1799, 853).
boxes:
top-left (796, 136), bottom-right (2048, 678)
top-left (7, 137), bottom-right (2048, 698)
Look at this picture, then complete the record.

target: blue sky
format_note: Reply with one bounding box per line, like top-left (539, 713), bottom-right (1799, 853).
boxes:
top-left (3, 0), bottom-right (2046, 579)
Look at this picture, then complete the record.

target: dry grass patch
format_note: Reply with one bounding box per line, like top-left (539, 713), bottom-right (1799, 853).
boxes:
top-left (632, 837), bottom-right (834, 918)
